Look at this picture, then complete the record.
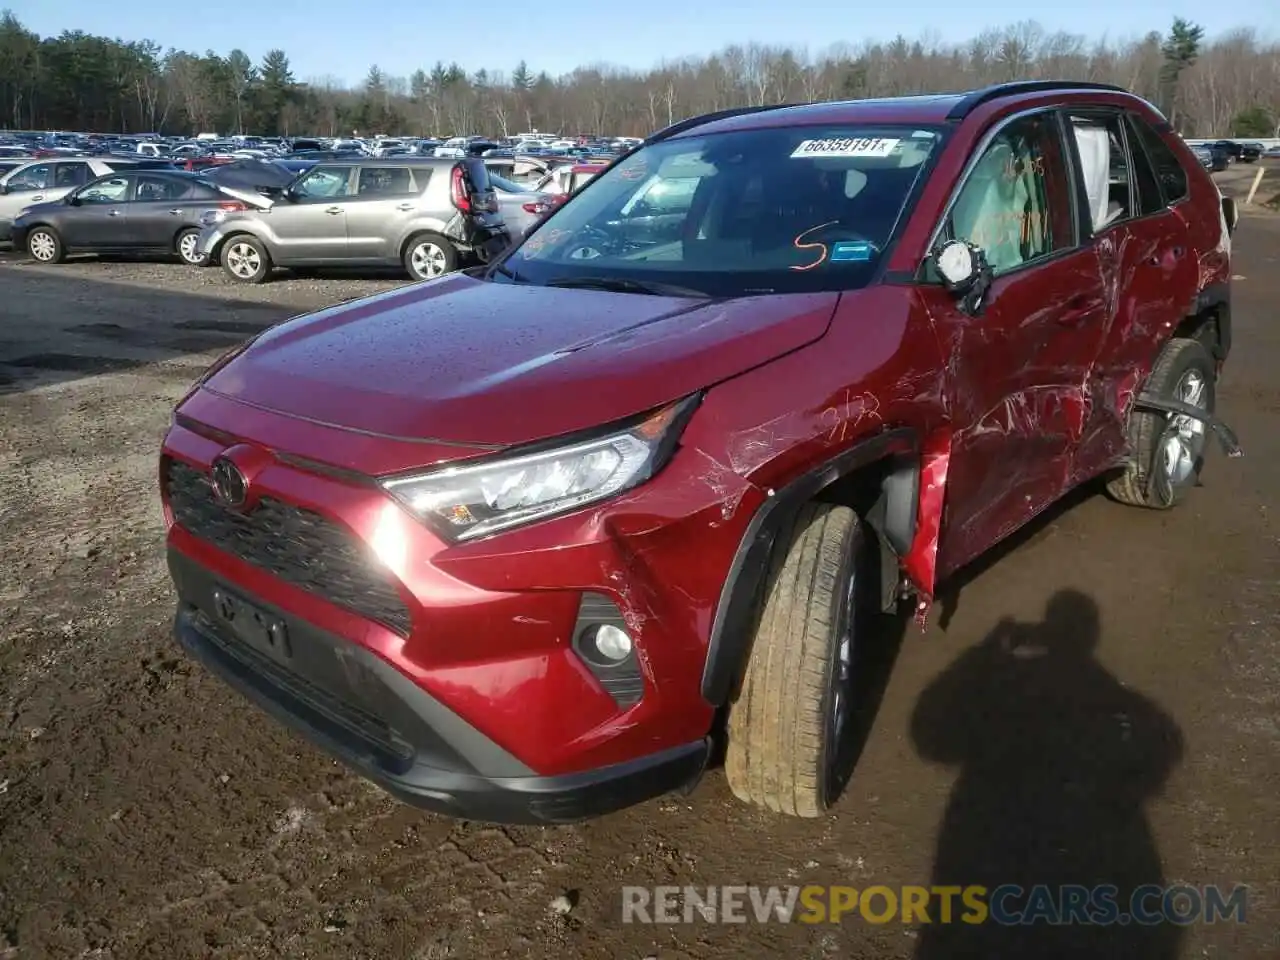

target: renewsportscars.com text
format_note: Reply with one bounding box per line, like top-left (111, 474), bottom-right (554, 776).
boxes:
top-left (621, 884), bottom-right (1249, 926)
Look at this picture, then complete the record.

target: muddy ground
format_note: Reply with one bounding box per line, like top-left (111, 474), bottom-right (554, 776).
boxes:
top-left (1, 191), bottom-right (1279, 959)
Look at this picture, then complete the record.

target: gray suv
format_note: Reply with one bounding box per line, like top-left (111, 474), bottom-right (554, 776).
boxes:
top-left (196, 157), bottom-right (510, 283)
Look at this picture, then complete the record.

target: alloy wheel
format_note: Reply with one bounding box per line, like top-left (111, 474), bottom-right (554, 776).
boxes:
top-left (29, 231), bottom-right (57, 262)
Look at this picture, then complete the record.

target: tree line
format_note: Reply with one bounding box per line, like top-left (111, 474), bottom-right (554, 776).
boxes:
top-left (1, 12), bottom-right (1277, 141)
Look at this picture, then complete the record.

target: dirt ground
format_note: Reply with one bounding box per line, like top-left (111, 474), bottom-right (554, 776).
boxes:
top-left (2, 197), bottom-right (1279, 959)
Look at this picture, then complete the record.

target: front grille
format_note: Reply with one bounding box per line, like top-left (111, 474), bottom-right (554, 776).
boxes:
top-left (166, 459), bottom-right (413, 635)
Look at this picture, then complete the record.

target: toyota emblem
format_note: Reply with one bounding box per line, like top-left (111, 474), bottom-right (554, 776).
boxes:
top-left (211, 457), bottom-right (248, 507)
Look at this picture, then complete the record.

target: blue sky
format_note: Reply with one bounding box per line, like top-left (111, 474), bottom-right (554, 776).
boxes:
top-left (8, 0), bottom-right (1275, 86)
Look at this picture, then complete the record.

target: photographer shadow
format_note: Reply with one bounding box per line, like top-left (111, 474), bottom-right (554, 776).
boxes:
top-left (911, 590), bottom-right (1185, 959)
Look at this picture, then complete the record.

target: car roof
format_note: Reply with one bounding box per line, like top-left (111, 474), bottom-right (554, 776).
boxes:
top-left (668, 81), bottom-right (1149, 140)
top-left (306, 157), bottom-right (455, 166)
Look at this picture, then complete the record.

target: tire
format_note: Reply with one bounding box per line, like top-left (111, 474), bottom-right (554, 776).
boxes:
top-left (403, 233), bottom-right (458, 281)
top-left (175, 228), bottom-right (204, 265)
top-left (724, 502), bottom-right (872, 817)
top-left (27, 226), bottom-right (65, 264)
top-left (1107, 337), bottom-right (1216, 509)
top-left (221, 234), bottom-right (271, 284)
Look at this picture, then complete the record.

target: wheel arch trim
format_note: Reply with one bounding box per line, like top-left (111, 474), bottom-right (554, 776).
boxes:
top-left (700, 426), bottom-right (920, 706)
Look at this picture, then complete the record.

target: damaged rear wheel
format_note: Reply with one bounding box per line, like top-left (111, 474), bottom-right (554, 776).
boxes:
top-left (1108, 337), bottom-right (1216, 509)
top-left (724, 502), bottom-right (873, 817)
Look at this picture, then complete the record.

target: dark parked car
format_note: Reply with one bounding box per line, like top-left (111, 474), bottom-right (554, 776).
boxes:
top-left (1237, 141), bottom-right (1264, 163)
top-left (160, 81), bottom-right (1238, 825)
top-left (12, 170), bottom-right (264, 265)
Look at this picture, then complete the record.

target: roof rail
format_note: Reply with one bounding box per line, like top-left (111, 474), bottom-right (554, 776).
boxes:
top-left (644, 103), bottom-right (799, 145)
top-left (945, 80), bottom-right (1128, 121)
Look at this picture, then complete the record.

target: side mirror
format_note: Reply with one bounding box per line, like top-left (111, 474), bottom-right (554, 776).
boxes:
top-left (1221, 195), bottom-right (1238, 236)
top-left (932, 239), bottom-right (993, 315)
top-left (0, 183), bottom-right (8, 195)
top-left (66, 194), bottom-right (81, 206)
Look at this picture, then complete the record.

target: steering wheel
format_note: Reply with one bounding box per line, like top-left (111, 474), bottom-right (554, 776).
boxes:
top-left (562, 224), bottom-right (618, 261)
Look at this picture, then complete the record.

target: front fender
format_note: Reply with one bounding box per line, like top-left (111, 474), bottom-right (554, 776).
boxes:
top-left (700, 427), bottom-right (920, 707)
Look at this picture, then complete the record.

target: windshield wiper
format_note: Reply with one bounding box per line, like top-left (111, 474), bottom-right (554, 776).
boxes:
top-left (487, 260), bottom-right (528, 283)
top-left (543, 275), bottom-right (710, 298)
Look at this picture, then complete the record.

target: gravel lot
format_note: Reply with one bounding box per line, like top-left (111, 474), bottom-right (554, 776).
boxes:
top-left (1, 196), bottom-right (1279, 959)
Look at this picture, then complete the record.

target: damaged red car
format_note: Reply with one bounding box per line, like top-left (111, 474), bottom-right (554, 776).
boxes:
top-left (160, 81), bottom-right (1240, 824)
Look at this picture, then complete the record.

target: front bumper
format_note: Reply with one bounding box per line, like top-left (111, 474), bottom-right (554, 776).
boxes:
top-left (169, 547), bottom-right (710, 823)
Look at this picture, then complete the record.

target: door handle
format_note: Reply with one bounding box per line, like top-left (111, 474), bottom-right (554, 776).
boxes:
top-left (325, 206), bottom-right (342, 215)
top-left (31, 194), bottom-right (43, 201)
top-left (108, 209), bottom-right (122, 217)
top-left (396, 203), bottom-right (414, 211)
top-left (169, 208), bottom-right (182, 215)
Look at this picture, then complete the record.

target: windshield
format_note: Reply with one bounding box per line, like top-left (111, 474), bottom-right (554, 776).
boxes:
top-left (501, 125), bottom-right (940, 296)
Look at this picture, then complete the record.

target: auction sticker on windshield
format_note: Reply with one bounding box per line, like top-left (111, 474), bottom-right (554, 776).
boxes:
top-left (790, 138), bottom-right (900, 158)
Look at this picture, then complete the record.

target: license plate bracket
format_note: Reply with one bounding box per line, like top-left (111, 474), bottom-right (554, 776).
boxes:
top-left (211, 586), bottom-right (292, 662)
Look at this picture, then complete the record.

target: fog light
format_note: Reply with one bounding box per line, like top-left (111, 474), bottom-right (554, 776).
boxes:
top-left (583, 623), bottom-right (632, 664)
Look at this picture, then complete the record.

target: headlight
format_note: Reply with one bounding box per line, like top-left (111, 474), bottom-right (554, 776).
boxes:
top-left (382, 396), bottom-right (699, 542)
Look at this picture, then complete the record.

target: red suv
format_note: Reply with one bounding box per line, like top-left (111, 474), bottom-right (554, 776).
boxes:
top-left (160, 82), bottom-right (1240, 824)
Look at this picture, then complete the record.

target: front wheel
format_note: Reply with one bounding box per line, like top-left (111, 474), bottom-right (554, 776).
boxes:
top-left (221, 235), bottom-right (271, 284)
top-left (27, 227), bottom-right (65, 264)
top-left (1107, 337), bottom-right (1216, 509)
top-left (403, 234), bottom-right (458, 281)
top-left (724, 502), bottom-right (873, 817)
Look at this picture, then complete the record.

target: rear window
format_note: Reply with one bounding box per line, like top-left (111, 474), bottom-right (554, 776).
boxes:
top-left (489, 174), bottom-right (526, 193)
top-left (1128, 115), bottom-right (1188, 204)
top-left (506, 126), bottom-right (941, 297)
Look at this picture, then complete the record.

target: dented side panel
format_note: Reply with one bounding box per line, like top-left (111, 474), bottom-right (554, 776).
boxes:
top-left (921, 247), bottom-right (1112, 582)
top-left (1072, 212), bottom-right (1200, 481)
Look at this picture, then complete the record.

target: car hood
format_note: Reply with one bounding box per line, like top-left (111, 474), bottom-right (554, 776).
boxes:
top-left (202, 273), bottom-right (839, 446)
top-left (11, 199), bottom-right (67, 221)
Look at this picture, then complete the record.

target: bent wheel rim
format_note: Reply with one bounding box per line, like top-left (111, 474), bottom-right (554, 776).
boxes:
top-left (226, 242), bottom-right (261, 279)
top-left (30, 232), bottom-right (56, 261)
top-left (411, 242), bottom-right (448, 278)
top-left (1162, 368), bottom-right (1209, 485)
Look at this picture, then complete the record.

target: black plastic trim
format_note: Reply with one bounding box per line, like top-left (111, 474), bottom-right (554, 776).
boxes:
top-left (644, 103), bottom-right (800, 145)
top-left (1132, 391), bottom-right (1242, 457)
top-left (1194, 281), bottom-right (1232, 361)
top-left (700, 427), bottom-right (919, 705)
top-left (573, 592), bottom-right (644, 707)
top-left (944, 81), bottom-right (1127, 121)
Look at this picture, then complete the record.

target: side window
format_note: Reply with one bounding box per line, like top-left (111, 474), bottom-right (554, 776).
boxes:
top-left (7, 163), bottom-right (52, 191)
top-left (292, 166), bottom-right (354, 199)
top-left (134, 175), bottom-right (186, 202)
top-left (1127, 125), bottom-right (1165, 216)
top-left (945, 112), bottom-right (1072, 276)
top-left (79, 176), bottom-right (131, 203)
top-left (1128, 114), bottom-right (1189, 205)
top-left (54, 163), bottom-right (90, 188)
top-left (355, 166), bottom-right (416, 196)
top-left (1067, 113), bottom-right (1135, 232)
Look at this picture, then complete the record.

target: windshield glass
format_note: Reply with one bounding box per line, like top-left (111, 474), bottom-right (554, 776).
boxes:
top-left (502, 125), bottom-right (940, 296)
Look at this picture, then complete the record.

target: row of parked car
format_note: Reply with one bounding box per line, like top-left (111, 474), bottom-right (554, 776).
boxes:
top-left (0, 151), bottom-right (610, 282)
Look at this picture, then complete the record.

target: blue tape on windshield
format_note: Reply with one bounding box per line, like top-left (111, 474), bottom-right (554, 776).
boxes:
top-left (830, 241), bottom-right (875, 262)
